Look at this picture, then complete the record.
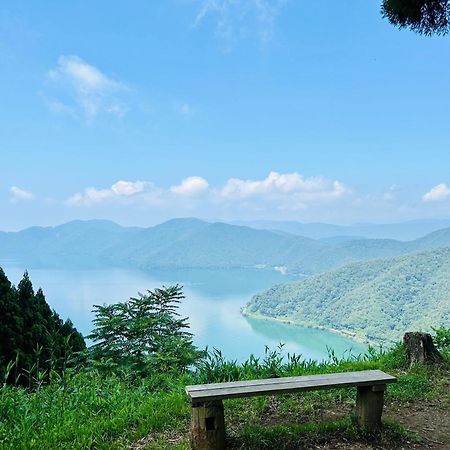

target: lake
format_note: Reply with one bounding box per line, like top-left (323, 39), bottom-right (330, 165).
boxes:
top-left (1, 264), bottom-right (367, 361)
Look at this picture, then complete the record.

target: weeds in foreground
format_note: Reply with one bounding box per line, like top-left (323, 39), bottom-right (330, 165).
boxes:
top-left (193, 342), bottom-right (406, 384)
top-left (0, 339), bottom-right (448, 449)
top-left (0, 370), bottom-right (190, 450)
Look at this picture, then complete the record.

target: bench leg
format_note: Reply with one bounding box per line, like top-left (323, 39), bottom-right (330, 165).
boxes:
top-left (190, 400), bottom-right (226, 450)
top-left (355, 384), bottom-right (386, 431)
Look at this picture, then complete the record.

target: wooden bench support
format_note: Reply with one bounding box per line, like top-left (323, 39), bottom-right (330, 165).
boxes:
top-left (190, 400), bottom-right (226, 450)
top-left (355, 384), bottom-right (386, 431)
top-left (186, 370), bottom-right (396, 449)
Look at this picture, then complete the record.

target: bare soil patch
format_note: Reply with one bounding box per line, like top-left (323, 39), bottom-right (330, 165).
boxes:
top-left (384, 400), bottom-right (450, 450)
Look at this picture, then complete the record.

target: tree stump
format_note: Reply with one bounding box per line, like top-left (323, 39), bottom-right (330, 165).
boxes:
top-left (403, 332), bottom-right (442, 367)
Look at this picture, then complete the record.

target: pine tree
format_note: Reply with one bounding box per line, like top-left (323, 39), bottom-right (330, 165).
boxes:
top-left (0, 268), bottom-right (86, 386)
top-left (0, 268), bottom-right (22, 369)
top-left (382, 0), bottom-right (450, 36)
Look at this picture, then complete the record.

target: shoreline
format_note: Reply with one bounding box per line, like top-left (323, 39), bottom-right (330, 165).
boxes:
top-left (240, 308), bottom-right (387, 348)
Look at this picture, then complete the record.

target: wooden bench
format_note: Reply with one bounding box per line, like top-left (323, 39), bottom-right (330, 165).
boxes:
top-left (186, 369), bottom-right (396, 450)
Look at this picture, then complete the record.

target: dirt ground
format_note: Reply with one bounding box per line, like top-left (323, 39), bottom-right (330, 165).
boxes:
top-left (312, 399), bottom-right (450, 450)
top-left (384, 400), bottom-right (450, 450)
top-left (129, 397), bottom-right (450, 449)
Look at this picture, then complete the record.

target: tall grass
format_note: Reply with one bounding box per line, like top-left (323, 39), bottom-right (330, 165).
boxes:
top-left (0, 340), bottom-right (447, 449)
top-left (0, 370), bottom-right (189, 450)
top-left (193, 343), bottom-right (406, 384)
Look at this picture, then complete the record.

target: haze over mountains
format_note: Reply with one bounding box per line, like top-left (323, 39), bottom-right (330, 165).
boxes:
top-left (3, 218), bottom-right (450, 275)
top-left (232, 219), bottom-right (450, 241)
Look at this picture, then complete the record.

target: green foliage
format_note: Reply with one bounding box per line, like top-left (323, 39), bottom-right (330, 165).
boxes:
top-left (88, 285), bottom-right (202, 376)
top-left (195, 344), bottom-right (387, 385)
top-left (432, 325), bottom-right (450, 352)
top-left (0, 262), bottom-right (448, 448)
top-left (376, 342), bottom-right (408, 370)
top-left (245, 248), bottom-right (450, 343)
top-left (1, 341), bottom-right (445, 449)
top-left (382, 0), bottom-right (450, 36)
top-left (0, 370), bottom-right (189, 450)
top-left (388, 372), bottom-right (433, 400)
top-left (0, 268), bottom-right (85, 387)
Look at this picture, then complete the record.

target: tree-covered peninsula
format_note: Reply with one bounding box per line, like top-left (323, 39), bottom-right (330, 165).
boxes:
top-left (244, 247), bottom-right (450, 343)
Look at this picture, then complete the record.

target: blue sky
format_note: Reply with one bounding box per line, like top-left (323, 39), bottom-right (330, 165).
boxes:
top-left (1, 0), bottom-right (450, 230)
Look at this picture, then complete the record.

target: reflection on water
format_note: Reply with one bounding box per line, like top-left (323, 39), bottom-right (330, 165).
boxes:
top-left (0, 264), bottom-right (367, 362)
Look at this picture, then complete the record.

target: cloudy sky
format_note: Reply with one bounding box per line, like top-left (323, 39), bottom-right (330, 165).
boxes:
top-left (1, 1), bottom-right (450, 230)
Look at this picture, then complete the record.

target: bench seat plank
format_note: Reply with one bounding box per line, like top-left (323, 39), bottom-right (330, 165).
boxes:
top-left (186, 370), bottom-right (396, 403)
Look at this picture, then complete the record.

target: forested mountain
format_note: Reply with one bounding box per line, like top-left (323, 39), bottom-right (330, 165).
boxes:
top-left (104, 218), bottom-right (210, 265)
top-left (3, 218), bottom-right (450, 274)
top-left (115, 221), bottom-right (326, 269)
top-left (286, 228), bottom-right (450, 273)
top-left (244, 247), bottom-right (450, 343)
top-left (0, 219), bottom-right (326, 271)
top-left (412, 226), bottom-right (450, 251)
top-left (0, 220), bottom-right (138, 267)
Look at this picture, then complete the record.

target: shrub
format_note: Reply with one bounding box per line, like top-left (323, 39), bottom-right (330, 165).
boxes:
top-left (431, 326), bottom-right (450, 352)
top-left (88, 285), bottom-right (203, 376)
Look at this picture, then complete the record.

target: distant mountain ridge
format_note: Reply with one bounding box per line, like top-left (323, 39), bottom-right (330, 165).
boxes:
top-left (244, 247), bottom-right (450, 343)
top-left (3, 218), bottom-right (450, 274)
top-left (0, 219), bottom-right (326, 271)
top-left (0, 219), bottom-right (138, 268)
top-left (232, 219), bottom-right (450, 241)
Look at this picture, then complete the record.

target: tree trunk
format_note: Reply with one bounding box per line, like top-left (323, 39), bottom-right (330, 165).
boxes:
top-left (403, 332), bottom-right (442, 367)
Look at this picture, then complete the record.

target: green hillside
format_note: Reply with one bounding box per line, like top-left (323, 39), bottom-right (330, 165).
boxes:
top-left (134, 222), bottom-right (326, 269)
top-left (292, 229), bottom-right (450, 274)
top-left (244, 247), bottom-right (450, 343)
top-left (102, 218), bottom-right (210, 265)
top-left (292, 238), bottom-right (408, 274)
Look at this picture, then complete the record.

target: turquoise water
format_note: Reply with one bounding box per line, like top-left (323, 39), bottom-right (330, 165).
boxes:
top-left (1, 265), bottom-right (367, 362)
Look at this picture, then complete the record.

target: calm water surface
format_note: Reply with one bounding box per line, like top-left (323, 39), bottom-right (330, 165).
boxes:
top-left (1, 264), bottom-right (366, 361)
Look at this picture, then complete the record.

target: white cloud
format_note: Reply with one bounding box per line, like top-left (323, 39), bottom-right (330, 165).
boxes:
top-left (48, 55), bottom-right (120, 91)
top-left (422, 183), bottom-right (450, 202)
top-left (170, 176), bottom-right (209, 196)
top-left (221, 171), bottom-right (349, 202)
top-left (66, 172), bottom-right (350, 215)
top-left (193, 0), bottom-right (287, 47)
top-left (10, 186), bottom-right (35, 202)
top-left (46, 55), bottom-right (127, 120)
top-left (67, 180), bottom-right (149, 206)
top-left (111, 180), bottom-right (146, 196)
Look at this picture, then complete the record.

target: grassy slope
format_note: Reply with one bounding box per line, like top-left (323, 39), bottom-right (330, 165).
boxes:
top-left (0, 346), bottom-right (448, 449)
top-left (244, 248), bottom-right (450, 343)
